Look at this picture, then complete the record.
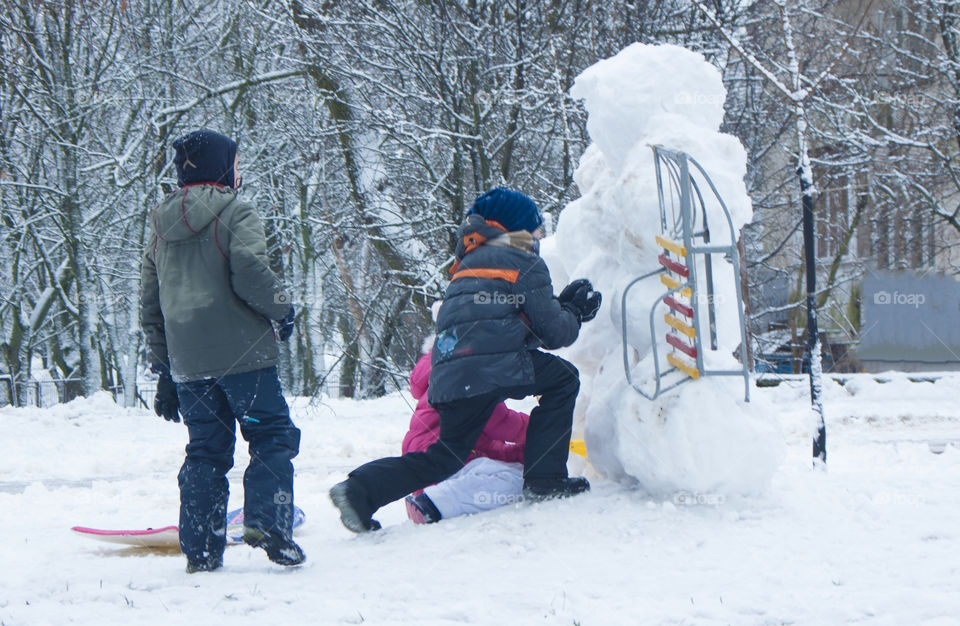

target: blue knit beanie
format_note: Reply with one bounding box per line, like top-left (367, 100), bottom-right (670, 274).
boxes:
top-left (172, 129), bottom-right (237, 188)
top-left (468, 188), bottom-right (544, 233)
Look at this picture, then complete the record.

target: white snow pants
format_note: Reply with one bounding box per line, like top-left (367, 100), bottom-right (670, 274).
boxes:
top-left (423, 457), bottom-right (523, 519)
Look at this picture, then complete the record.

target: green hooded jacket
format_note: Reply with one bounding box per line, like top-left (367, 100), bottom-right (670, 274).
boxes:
top-left (140, 184), bottom-right (290, 382)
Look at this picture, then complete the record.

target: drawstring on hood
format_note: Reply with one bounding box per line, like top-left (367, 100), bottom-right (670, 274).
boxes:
top-left (151, 185), bottom-right (236, 243)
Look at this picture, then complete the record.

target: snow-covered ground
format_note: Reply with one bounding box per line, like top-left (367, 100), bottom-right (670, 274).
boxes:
top-left (1, 373), bottom-right (959, 625)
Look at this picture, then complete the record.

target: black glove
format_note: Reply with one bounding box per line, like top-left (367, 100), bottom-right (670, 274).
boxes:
top-left (561, 279), bottom-right (602, 323)
top-left (579, 290), bottom-right (602, 322)
top-left (153, 367), bottom-right (180, 423)
top-left (559, 278), bottom-right (591, 306)
top-left (278, 306), bottom-right (296, 341)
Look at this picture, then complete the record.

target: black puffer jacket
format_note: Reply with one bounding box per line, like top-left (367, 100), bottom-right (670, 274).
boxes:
top-left (428, 215), bottom-right (580, 404)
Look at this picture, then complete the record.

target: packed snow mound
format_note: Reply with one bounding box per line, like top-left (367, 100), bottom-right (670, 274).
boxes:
top-left (571, 43), bottom-right (727, 174)
top-left (544, 43), bottom-right (784, 496)
top-left (584, 368), bottom-right (784, 496)
top-left (24, 391), bottom-right (126, 421)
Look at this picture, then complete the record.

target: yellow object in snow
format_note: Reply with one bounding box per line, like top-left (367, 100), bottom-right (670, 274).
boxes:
top-left (569, 439), bottom-right (588, 458)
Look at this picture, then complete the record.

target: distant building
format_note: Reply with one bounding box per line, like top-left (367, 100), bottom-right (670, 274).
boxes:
top-left (736, 1), bottom-right (960, 373)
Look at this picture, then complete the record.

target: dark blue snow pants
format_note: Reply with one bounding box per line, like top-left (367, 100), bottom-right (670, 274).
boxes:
top-left (175, 366), bottom-right (300, 563)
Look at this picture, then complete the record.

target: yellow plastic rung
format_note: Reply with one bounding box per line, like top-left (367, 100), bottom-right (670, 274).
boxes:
top-left (664, 314), bottom-right (696, 338)
top-left (659, 274), bottom-right (692, 298)
top-left (655, 235), bottom-right (687, 257)
top-left (667, 353), bottom-right (700, 379)
top-left (569, 439), bottom-right (587, 458)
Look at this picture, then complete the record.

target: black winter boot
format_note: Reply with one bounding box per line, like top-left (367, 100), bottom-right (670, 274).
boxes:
top-left (242, 528), bottom-right (306, 566)
top-left (329, 480), bottom-right (382, 533)
top-left (185, 553), bottom-right (223, 573)
top-left (522, 476), bottom-right (590, 502)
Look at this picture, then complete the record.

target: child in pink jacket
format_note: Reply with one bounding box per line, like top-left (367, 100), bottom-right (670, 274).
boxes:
top-left (403, 352), bottom-right (529, 524)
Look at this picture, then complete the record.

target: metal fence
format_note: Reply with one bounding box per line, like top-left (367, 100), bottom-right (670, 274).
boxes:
top-left (0, 374), bottom-right (340, 409)
top-left (0, 377), bottom-right (156, 409)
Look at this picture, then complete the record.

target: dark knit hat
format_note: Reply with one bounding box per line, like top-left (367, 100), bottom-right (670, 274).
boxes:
top-left (172, 129), bottom-right (238, 188)
top-left (468, 187), bottom-right (544, 233)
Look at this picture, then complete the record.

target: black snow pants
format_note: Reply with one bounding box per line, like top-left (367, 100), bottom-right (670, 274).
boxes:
top-left (348, 350), bottom-right (579, 518)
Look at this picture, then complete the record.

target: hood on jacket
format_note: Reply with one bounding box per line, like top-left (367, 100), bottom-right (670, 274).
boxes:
top-left (409, 353), bottom-right (432, 400)
top-left (453, 214), bottom-right (538, 262)
top-left (151, 184), bottom-right (235, 242)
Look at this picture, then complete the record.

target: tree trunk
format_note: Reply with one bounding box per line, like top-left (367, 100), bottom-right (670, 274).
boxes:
top-left (797, 130), bottom-right (827, 466)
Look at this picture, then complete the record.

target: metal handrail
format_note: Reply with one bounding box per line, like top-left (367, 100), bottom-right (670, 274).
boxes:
top-left (622, 269), bottom-right (700, 400)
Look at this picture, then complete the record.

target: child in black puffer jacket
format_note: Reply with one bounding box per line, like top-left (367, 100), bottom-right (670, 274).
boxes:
top-left (331, 188), bottom-right (601, 532)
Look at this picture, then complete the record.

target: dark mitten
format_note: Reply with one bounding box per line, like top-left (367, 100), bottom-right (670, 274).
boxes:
top-left (153, 368), bottom-right (180, 423)
top-left (579, 290), bottom-right (602, 322)
top-left (564, 281), bottom-right (602, 323)
top-left (558, 278), bottom-right (592, 306)
top-left (278, 306), bottom-right (296, 341)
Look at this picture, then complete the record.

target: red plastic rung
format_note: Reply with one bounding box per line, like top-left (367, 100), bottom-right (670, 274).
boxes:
top-left (658, 254), bottom-right (689, 277)
top-left (666, 333), bottom-right (698, 359)
top-left (664, 295), bottom-right (694, 318)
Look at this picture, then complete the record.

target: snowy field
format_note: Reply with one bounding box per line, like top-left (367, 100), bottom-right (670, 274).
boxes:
top-left (1, 373), bottom-right (959, 625)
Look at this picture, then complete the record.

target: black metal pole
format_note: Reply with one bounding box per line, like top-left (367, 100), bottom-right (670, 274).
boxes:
top-left (798, 167), bottom-right (827, 465)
